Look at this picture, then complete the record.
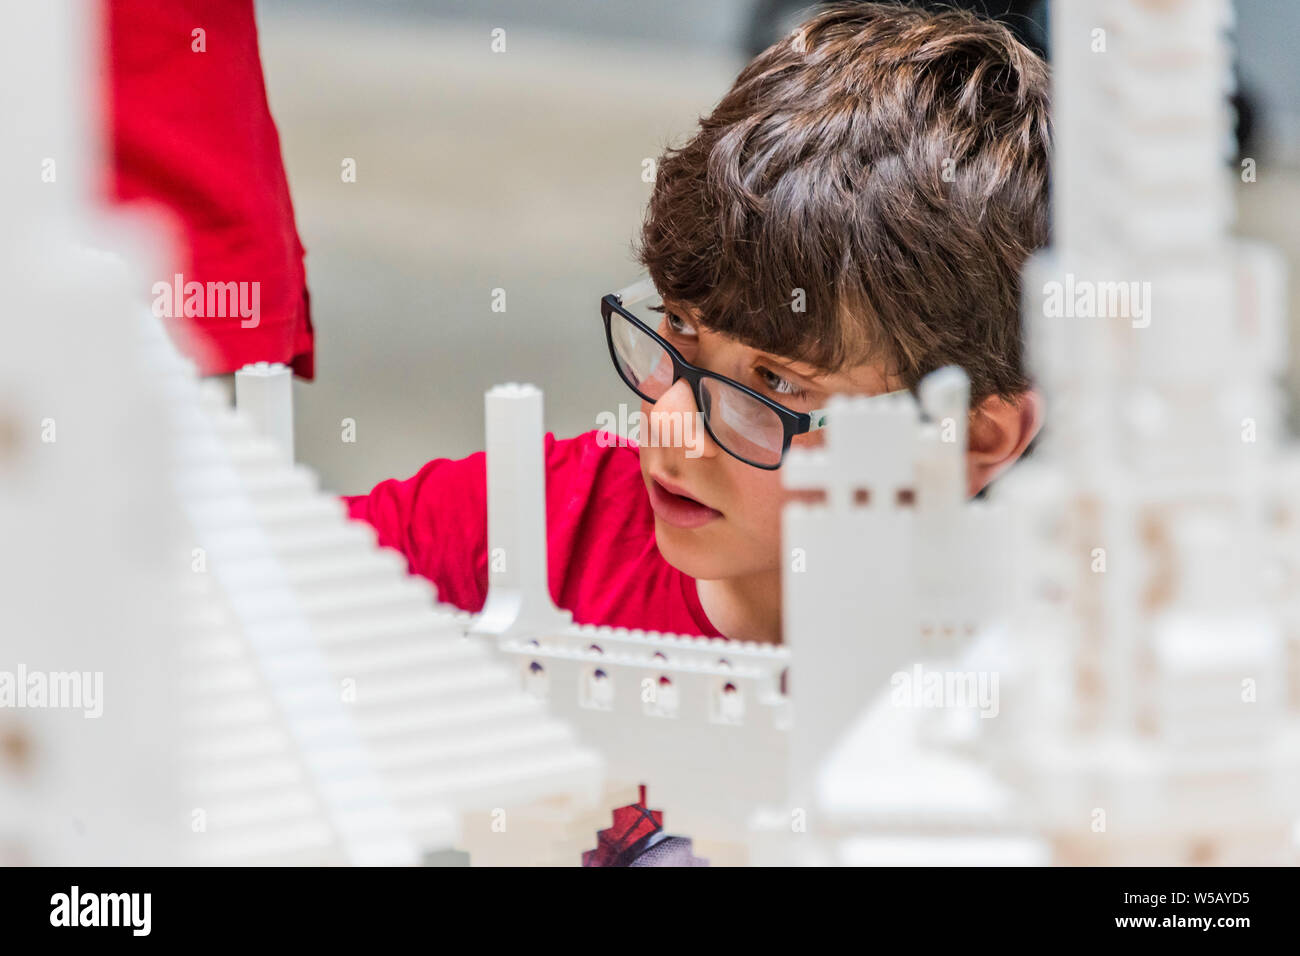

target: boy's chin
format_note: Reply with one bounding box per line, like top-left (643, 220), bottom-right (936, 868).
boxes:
top-left (653, 518), bottom-right (769, 581)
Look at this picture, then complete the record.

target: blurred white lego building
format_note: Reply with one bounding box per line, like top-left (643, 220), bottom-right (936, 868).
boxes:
top-left (982, 0), bottom-right (1300, 866)
top-left (747, 0), bottom-right (1300, 866)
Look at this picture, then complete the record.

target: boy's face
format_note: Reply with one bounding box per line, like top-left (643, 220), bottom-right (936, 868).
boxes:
top-left (636, 299), bottom-right (896, 582)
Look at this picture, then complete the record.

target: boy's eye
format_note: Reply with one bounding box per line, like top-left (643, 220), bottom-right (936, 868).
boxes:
top-left (663, 311), bottom-right (697, 337)
top-left (757, 365), bottom-right (807, 399)
top-left (648, 304), bottom-right (697, 338)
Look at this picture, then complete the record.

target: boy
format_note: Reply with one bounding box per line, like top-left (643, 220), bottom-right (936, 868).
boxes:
top-left (345, 2), bottom-right (1049, 644)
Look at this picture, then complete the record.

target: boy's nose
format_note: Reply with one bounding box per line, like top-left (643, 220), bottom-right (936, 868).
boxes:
top-left (651, 378), bottom-right (719, 461)
top-left (654, 377), bottom-right (696, 415)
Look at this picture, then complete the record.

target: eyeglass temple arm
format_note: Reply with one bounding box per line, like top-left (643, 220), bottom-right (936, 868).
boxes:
top-left (805, 388), bottom-right (913, 432)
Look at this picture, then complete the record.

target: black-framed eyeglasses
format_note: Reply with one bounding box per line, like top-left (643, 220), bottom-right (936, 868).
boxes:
top-left (600, 277), bottom-right (830, 469)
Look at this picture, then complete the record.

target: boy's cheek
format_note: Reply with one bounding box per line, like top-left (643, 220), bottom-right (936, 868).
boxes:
top-left (727, 467), bottom-right (789, 534)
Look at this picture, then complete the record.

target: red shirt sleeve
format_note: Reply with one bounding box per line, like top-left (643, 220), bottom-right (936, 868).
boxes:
top-left (103, 0), bottom-right (314, 377)
top-left (343, 446), bottom-right (492, 614)
top-left (343, 432), bottom-right (721, 638)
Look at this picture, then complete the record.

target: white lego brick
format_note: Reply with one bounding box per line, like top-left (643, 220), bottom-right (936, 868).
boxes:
top-left (235, 361), bottom-right (295, 463)
top-left (470, 383), bottom-right (574, 642)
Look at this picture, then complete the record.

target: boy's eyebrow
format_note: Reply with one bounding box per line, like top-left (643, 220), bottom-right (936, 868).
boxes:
top-left (659, 294), bottom-right (698, 319)
top-left (661, 295), bottom-right (829, 386)
top-left (756, 352), bottom-right (826, 386)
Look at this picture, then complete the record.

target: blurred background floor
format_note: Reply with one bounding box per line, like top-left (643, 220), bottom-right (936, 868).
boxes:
top-left (255, 0), bottom-right (1300, 494)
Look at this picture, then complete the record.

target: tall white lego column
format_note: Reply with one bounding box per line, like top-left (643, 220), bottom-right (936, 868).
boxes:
top-left (983, 0), bottom-right (1300, 865)
top-left (0, 3), bottom-right (95, 223)
top-left (470, 384), bottom-right (573, 641)
top-left (0, 0), bottom-right (186, 863)
top-left (235, 361), bottom-right (295, 463)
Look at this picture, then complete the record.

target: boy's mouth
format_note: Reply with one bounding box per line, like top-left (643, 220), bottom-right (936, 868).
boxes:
top-left (647, 474), bottom-right (722, 529)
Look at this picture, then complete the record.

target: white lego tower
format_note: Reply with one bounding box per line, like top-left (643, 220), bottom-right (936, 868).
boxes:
top-left (983, 0), bottom-right (1300, 865)
top-left (745, 370), bottom-right (1044, 866)
top-left (0, 0), bottom-right (189, 865)
top-left (778, 368), bottom-right (1002, 802)
top-left (751, 0), bottom-right (1300, 867)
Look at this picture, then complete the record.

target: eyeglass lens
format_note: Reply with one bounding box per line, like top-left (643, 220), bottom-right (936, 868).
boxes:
top-left (609, 309), bottom-right (786, 467)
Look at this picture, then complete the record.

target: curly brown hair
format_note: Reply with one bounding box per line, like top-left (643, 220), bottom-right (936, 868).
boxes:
top-left (637, 1), bottom-right (1051, 402)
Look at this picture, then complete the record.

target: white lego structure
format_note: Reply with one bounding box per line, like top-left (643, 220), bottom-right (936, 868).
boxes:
top-left (5, 0), bottom-right (1299, 867)
top-left (743, 0), bottom-right (1300, 866)
top-left (979, 0), bottom-right (1300, 865)
top-left (0, 0), bottom-right (608, 868)
top-left (0, 2), bottom-right (186, 866)
top-left (173, 354), bottom-right (606, 866)
top-left (472, 389), bottom-right (790, 863)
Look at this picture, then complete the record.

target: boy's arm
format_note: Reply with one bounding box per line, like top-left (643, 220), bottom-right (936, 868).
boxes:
top-left (343, 451), bottom-right (491, 613)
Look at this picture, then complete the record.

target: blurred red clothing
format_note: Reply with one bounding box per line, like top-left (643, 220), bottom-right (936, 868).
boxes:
top-left (344, 431), bottom-right (723, 638)
top-left (103, 0), bottom-right (314, 377)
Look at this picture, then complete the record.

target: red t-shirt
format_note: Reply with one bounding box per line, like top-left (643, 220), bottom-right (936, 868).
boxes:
top-left (344, 431), bottom-right (722, 638)
top-left (103, 0), bottom-right (315, 377)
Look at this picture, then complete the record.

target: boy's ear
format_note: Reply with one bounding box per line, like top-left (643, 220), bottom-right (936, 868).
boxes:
top-left (966, 388), bottom-right (1043, 496)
